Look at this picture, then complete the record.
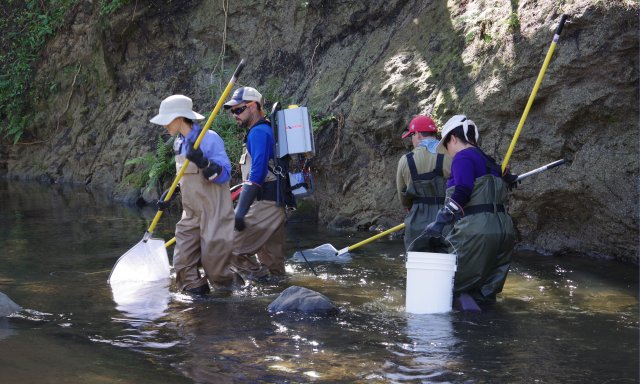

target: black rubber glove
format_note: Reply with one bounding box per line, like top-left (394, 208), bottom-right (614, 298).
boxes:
top-left (502, 171), bottom-right (520, 191)
top-left (425, 198), bottom-right (463, 237)
top-left (157, 184), bottom-right (180, 211)
top-left (185, 143), bottom-right (208, 169)
top-left (234, 183), bottom-right (259, 231)
top-left (201, 161), bottom-right (222, 182)
top-left (186, 142), bottom-right (222, 181)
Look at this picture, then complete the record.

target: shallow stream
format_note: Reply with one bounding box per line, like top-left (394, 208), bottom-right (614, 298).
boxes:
top-left (0, 181), bottom-right (637, 383)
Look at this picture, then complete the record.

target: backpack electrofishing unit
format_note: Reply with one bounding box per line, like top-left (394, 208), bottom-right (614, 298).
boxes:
top-left (269, 102), bottom-right (316, 209)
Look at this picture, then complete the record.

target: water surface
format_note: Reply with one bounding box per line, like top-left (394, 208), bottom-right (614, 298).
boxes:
top-left (0, 181), bottom-right (637, 383)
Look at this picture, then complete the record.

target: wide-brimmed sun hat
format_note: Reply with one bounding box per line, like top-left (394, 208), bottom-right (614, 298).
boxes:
top-left (150, 95), bottom-right (204, 125)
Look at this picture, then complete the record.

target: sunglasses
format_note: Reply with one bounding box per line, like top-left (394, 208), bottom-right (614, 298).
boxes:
top-left (230, 102), bottom-right (253, 116)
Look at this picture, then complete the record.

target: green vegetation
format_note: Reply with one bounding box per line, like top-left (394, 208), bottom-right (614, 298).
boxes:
top-left (506, 12), bottom-right (520, 32)
top-left (99, 0), bottom-right (131, 16)
top-left (310, 110), bottom-right (337, 132)
top-left (210, 113), bottom-right (244, 180)
top-left (125, 136), bottom-right (176, 190)
top-left (0, 0), bottom-right (79, 143)
top-left (123, 113), bottom-right (245, 192)
top-left (0, 0), bottom-right (130, 144)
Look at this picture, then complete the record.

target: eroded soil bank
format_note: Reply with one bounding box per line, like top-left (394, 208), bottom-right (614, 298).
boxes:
top-left (1, 0), bottom-right (638, 263)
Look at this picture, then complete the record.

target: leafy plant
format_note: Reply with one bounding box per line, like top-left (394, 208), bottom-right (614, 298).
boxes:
top-left (208, 113), bottom-right (244, 180)
top-left (99, 0), bottom-right (130, 16)
top-left (125, 136), bottom-right (176, 190)
top-left (0, 0), bottom-right (78, 143)
top-left (310, 110), bottom-right (337, 132)
top-left (506, 12), bottom-right (520, 32)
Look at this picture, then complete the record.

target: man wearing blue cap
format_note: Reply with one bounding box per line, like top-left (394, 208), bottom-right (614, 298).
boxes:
top-left (224, 87), bottom-right (286, 281)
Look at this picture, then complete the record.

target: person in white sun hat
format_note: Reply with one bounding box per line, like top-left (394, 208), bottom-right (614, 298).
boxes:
top-left (150, 94), bottom-right (242, 294)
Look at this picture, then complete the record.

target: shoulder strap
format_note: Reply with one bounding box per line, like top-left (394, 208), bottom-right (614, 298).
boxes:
top-left (407, 152), bottom-right (445, 181)
top-left (406, 152), bottom-right (419, 180)
top-left (471, 147), bottom-right (501, 175)
top-left (434, 154), bottom-right (443, 176)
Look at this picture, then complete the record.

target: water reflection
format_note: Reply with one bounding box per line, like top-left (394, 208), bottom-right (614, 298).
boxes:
top-left (0, 317), bottom-right (15, 341)
top-left (385, 314), bottom-right (459, 382)
top-left (110, 279), bottom-right (172, 321)
top-left (0, 181), bottom-right (637, 383)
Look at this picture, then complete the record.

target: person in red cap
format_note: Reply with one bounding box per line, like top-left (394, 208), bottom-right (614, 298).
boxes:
top-left (396, 115), bottom-right (452, 252)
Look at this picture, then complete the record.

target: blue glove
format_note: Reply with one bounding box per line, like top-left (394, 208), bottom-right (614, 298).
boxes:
top-left (425, 198), bottom-right (463, 237)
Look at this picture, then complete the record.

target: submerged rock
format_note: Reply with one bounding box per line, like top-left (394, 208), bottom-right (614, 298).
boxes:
top-left (0, 292), bottom-right (21, 317)
top-left (268, 286), bottom-right (337, 315)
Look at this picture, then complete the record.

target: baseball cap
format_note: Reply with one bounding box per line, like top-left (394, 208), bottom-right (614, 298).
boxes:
top-left (223, 87), bottom-right (263, 109)
top-left (401, 115), bottom-right (437, 139)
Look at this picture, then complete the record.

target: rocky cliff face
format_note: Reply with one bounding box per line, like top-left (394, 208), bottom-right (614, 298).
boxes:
top-left (2, 0), bottom-right (638, 263)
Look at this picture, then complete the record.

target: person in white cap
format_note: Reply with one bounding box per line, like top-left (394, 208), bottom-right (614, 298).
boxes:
top-left (223, 86), bottom-right (286, 281)
top-left (150, 94), bottom-right (241, 294)
top-left (425, 114), bottom-right (516, 304)
top-left (396, 115), bottom-right (452, 252)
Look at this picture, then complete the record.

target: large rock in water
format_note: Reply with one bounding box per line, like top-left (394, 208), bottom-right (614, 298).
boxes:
top-left (0, 292), bottom-right (21, 317)
top-left (268, 286), bottom-right (337, 315)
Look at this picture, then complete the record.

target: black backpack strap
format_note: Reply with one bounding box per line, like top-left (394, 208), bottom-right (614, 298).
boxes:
top-left (464, 204), bottom-right (505, 215)
top-left (434, 154), bottom-right (444, 176)
top-left (406, 152), bottom-right (444, 181)
top-left (406, 152), bottom-right (419, 180)
top-left (472, 147), bottom-right (501, 175)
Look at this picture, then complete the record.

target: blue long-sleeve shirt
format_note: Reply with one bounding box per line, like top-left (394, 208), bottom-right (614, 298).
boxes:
top-left (246, 120), bottom-right (275, 185)
top-left (180, 123), bottom-right (231, 184)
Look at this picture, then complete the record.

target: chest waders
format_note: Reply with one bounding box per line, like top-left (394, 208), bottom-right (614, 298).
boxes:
top-left (239, 144), bottom-right (279, 199)
top-left (173, 147), bottom-right (235, 291)
top-left (403, 152), bottom-right (448, 252)
top-left (234, 142), bottom-right (286, 276)
top-left (445, 173), bottom-right (516, 302)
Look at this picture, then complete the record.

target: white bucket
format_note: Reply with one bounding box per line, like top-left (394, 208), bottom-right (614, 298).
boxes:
top-left (405, 252), bottom-right (457, 314)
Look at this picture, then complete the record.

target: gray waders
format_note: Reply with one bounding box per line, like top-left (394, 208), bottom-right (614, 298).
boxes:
top-left (445, 175), bottom-right (516, 302)
top-left (403, 152), bottom-right (449, 252)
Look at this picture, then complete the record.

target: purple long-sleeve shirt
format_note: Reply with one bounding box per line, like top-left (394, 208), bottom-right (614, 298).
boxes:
top-left (447, 147), bottom-right (501, 207)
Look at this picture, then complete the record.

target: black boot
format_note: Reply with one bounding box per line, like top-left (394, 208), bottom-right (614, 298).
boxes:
top-left (185, 284), bottom-right (211, 295)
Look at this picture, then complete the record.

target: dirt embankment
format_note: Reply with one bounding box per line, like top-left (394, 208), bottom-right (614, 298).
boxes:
top-left (2, 0), bottom-right (638, 263)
